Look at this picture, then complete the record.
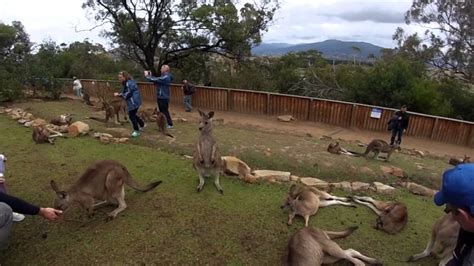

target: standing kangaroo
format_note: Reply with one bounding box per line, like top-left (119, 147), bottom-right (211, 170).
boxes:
top-left (152, 108), bottom-right (174, 138)
top-left (284, 226), bottom-right (381, 266)
top-left (359, 139), bottom-right (399, 162)
top-left (193, 110), bottom-right (223, 194)
top-left (351, 195), bottom-right (408, 234)
top-left (50, 160), bottom-right (162, 221)
top-left (448, 155), bottom-right (471, 166)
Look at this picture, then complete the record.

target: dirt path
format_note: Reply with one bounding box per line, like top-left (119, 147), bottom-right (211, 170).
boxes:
top-left (161, 104), bottom-right (473, 158)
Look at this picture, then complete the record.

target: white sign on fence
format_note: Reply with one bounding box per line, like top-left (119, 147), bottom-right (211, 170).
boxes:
top-left (370, 108), bottom-right (382, 119)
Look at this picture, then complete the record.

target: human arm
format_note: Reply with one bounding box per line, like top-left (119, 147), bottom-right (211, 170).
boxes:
top-left (0, 192), bottom-right (62, 220)
top-left (145, 72), bottom-right (170, 85)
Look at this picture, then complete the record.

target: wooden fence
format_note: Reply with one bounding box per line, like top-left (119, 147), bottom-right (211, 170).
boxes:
top-left (77, 79), bottom-right (474, 148)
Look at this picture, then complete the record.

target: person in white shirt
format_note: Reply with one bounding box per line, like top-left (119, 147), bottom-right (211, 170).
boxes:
top-left (72, 77), bottom-right (83, 98)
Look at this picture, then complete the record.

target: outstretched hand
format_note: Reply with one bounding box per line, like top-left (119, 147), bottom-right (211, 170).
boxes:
top-left (39, 207), bottom-right (63, 221)
top-left (144, 70), bottom-right (151, 76)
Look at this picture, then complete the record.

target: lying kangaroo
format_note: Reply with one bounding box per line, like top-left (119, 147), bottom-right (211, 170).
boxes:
top-left (284, 226), bottom-right (380, 266)
top-left (50, 160), bottom-right (162, 220)
top-left (327, 141), bottom-right (359, 156)
top-left (408, 213), bottom-right (459, 265)
top-left (351, 195), bottom-right (408, 234)
top-left (193, 110), bottom-right (223, 193)
top-left (281, 184), bottom-right (356, 227)
top-left (152, 108), bottom-right (174, 138)
top-left (358, 139), bottom-right (399, 162)
top-left (50, 114), bottom-right (72, 126)
top-left (448, 155), bottom-right (471, 166)
top-left (32, 125), bottom-right (64, 144)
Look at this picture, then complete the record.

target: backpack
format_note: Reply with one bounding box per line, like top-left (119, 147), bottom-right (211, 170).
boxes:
top-left (387, 116), bottom-right (397, 131)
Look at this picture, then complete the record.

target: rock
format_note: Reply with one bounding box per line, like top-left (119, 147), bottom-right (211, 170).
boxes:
top-left (359, 166), bottom-right (376, 176)
top-left (93, 132), bottom-right (113, 139)
top-left (290, 175), bottom-right (300, 182)
top-left (351, 181), bottom-right (371, 192)
top-left (380, 166), bottom-right (393, 175)
top-left (183, 155), bottom-right (193, 160)
top-left (300, 177), bottom-right (327, 187)
top-left (357, 143), bottom-right (366, 147)
top-left (372, 182), bottom-right (396, 195)
top-left (117, 138), bottom-right (129, 143)
top-left (99, 135), bottom-right (112, 144)
top-left (222, 156), bottom-right (252, 178)
top-left (277, 115), bottom-right (295, 122)
top-left (30, 118), bottom-right (47, 127)
top-left (23, 113), bottom-right (34, 120)
top-left (401, 182), bottom-right (437, 197)
top-left (17, 119), bottom-right (28, 124)
top-left (252, 170), bottom-right (291, 182)
top-left (391, 166), bottom-right (406, 178)
top-left (106, 128), bottom-right (132, 138)
top-left (68, 121), bottom-right (90, 137)
top-left (179, 118), bottom-right (187, 122)
top-left (10, 113), bottom-right (23, 120)
top-left (320, 135), bottom-right (332, 140)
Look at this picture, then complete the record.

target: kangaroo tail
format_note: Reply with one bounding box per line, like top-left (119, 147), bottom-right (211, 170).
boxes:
top-left (324, 226), bottom-right (358, 240)
top-left (165, 132), bottom-right (175, 138)
top-left (124, 168), bottom-right (162, 192)
top-left (347, 150), bottom-right (363, 157)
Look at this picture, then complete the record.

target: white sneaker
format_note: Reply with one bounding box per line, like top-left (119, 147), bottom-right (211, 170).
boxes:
top-left (12, 212), bottom-right (25, 222)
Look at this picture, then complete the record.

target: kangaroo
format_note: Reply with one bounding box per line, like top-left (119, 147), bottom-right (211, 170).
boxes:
top-left (327, 141), bottom-right (360, 157)
top-left (50, 114), bottom-right (72, 126)
top-left (408, 213), bottom-right (459, 265)
top-left (82, 91), bottom-right (93, 106)
top-left (281, 184), bottom-right (356, 227)
top-left (138, 108), bottom-right (157, 122)
top-left (284, 226), bottom-right (380, 266)
top-left (358, 139), bottom-right (399, 162)
top-left (193, 110), bottom-right (223, 193)
top-left (50, 160), bottom-right (162, 221)
top-left (32, 125), bottom-right (64, 144)
top-left (152, 108), bottom-right (174, 138)
top-left (351, 195), bottom-right (408, 234)
top-left (88, 99), bottom-right (128, 125)
top-left (448, 155), bottom-right (471, 166)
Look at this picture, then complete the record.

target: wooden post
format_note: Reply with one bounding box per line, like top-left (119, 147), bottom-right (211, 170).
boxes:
top-left (349, 104), bottom-right (358, 128)
top-left (266, 93), bottom-right (271, 115)
top-left (307, 99), bottom-right (313, 121)
top-left (430, 118), bottom-right (439, 140)
top-left (227, 89), bottom-right (233, 111)
top-left (466, 125), bottom-right (474, 147)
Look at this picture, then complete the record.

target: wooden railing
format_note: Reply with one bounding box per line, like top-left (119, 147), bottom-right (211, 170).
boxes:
top-left (76, 79), bottom-right (474, 148)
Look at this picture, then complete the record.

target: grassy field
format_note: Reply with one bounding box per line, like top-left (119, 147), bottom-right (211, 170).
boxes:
top-left (0, 98), bottom-right (448, 265)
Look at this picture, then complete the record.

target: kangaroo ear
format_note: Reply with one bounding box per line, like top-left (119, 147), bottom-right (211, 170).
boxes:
top-left (50, 180), bottom-right (60, 193)
top-left (208, 111), bottom-right (215, 119)
top-left (198, 109), bottom-right (205, 117)
top-left (289, 184), bottom-right (297, 194)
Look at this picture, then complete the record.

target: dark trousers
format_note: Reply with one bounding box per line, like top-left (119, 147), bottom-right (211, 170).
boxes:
top-left (128, 108), bottom-right (144, 131)
top-left (157, 99), bottom-right (173, 126)
top-left (390, 128), bottom-right (404, 145)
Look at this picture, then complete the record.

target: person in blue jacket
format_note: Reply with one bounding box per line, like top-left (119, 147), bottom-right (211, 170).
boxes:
top-left (114, 71), bottom-right (145, 138)
top-left (144, 65), bottom-right (174, 128)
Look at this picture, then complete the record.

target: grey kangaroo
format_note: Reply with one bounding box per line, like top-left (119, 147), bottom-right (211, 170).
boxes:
top-left (360, 139), bottom-right (399, 162)
top-left (281, 184), bottom-right (356, 227)
top-left (50, 160), bottom-right (162, 221)
top-left (408, 213), bottom-right (459, 265)
top-left (284, 226), bottom-right (381, 266)
top-left (193, 110), bottom-right (223, 194)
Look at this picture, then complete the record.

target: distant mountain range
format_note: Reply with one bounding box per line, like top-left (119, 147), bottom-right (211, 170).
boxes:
top-left (251, 40), bottom-right (386, 59)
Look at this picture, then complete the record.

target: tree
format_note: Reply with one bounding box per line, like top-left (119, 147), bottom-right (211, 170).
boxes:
top-left (83, 0), bottom-right (279, 75)
top-left (351, 46), bottom-right (361, 65)
top-left (395, 0), bottom-right (473, 83)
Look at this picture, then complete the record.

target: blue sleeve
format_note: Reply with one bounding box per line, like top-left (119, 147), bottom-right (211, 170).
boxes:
top-left (120, 81), bottom-right (135, 100)
top-left (145, 75), bottom-right (169, 85)
top-left (0, 192), bottom-right (40, 215)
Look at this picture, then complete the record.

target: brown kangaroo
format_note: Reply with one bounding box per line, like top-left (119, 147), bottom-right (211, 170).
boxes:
top-left (284, 226), bottom-right (381, 266)
top-left (152, 108), bottom-right (174, 138)
top-left (281, 184), bottom-right (356, 227)
top-left (193, 110), bottom-right (223, 194)
top-left (327, 141), bottom-right (359, 156)
top-left (351, 195), bottom-right (408, 234)
top-left (32, 125), bottom-right (64, 144)
top-left (448, 155), bottom-right (471, 166)
top-left (50, 114), bottom-right (72, 126)
top-left (50, 160), bottom-right (162, 221)
top-left (360, 139), bottom-right (399, 162)
top-left (408, 213), bottom-right (459, 265)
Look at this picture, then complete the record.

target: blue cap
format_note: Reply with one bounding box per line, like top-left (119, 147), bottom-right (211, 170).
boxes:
top-left (434, 163), bottom-right (474, 214)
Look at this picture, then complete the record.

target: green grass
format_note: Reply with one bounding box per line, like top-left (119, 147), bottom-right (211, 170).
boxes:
top-left (0, 99), bottom-right (447, 265)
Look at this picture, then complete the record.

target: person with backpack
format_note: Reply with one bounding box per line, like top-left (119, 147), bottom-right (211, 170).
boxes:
top-left (387, 105), bottom-right (409, 145)
top-left (182, 79), bottom-right (195, 112)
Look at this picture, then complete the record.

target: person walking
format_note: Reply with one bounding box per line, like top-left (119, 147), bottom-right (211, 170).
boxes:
top-left (114, 71), bottom-right (145, 138)
top-left (388, 105), bottom-right (409, 145)
top-left (144, 65), bottom-right (174, 128)
top-left (182, 79), bottom-right (195, 112)
top-left (72, 77), bottom-right (83, 98)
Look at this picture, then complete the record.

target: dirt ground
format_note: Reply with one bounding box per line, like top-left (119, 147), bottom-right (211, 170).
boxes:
top-left (151, 101), bottom-right (473, 158)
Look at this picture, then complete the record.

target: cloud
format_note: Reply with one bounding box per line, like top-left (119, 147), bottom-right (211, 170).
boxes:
top-left (330, 9), bottom-right (405, 23)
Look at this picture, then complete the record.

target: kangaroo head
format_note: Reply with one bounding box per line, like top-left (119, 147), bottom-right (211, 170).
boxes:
top-left (50, 180), bottom-right (71, 211)
top-left (198, 109), bottom-right (214, 132)
top-left (281, 184), bottom-right (301, 209)
top-left (463, 155), bottom-right (471, 163)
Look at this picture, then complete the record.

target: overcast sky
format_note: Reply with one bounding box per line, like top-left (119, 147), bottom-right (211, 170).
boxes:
top-left (0, 0), bottom-right (424, 48)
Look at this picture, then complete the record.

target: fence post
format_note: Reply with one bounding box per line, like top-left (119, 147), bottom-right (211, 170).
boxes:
top-left (430, 118), bottom-right (439, 140)
top-left (266, 93), bottom-right (271, 115)
top-left (307, 99), bottom-right (313, 121)
top-left (350, 104), bottom-right (358, 127)
top-left (227, 89), bottom-right (233, 111)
